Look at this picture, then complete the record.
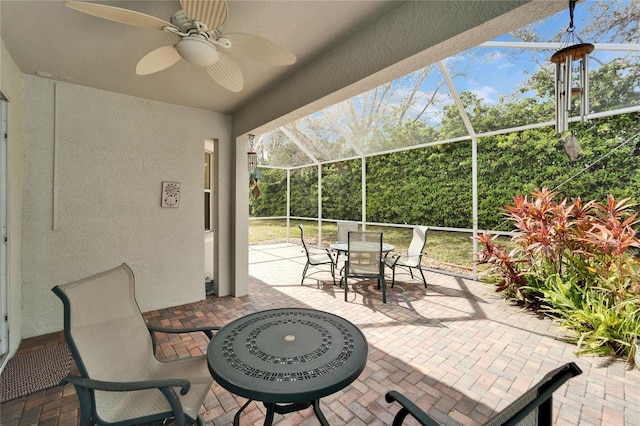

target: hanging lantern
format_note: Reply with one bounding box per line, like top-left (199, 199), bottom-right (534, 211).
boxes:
top-left (247, 134), bottom-right (258, 173)
top-left (551, 0), bottom-right (594, 134)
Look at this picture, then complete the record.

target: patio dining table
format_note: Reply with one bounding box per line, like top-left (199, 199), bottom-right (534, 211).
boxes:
top-left (330, 241), bottom-right (394, 255)
top-left (207, 307), bottom-right (368, 426)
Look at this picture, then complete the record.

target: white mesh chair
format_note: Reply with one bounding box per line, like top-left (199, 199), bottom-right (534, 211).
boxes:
top-left (337, 221), bottom-right (359, 242)
top-left (343, 231), bottom-right (387, 303)
top-left (385, 226), bottom-right (428, 288)
top-left (52, 263), bottom-right (219, 426)
top-left (335, 221), bottom-right (359, 268)
top-left (299, 225), bottom-right (336, 285)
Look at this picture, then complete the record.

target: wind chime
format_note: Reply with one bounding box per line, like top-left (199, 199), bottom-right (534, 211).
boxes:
top-left (247, 134), bottom-right (261, 198)
top-left (551, 0), bottom-right (594, 159)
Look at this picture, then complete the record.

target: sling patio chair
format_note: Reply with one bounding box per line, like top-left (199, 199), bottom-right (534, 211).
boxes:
top-left (337, 221), bottom-right (359, 242)
top-left (335, 221), bottom-right (359, 267)
top-left (52, 263), bottom-right (220, 426)
top-left (385, 225), bottom-right (428, 288)
top-left (343, 230), bottom-right (387, 303)
top-left (299, 225), bottom-right (336, 285)
top-left (385, 362), bottom-right (582, 425)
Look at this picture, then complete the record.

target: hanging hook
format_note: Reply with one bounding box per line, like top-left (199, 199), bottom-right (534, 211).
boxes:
top-left (567, 0), bottom-right (577, 32)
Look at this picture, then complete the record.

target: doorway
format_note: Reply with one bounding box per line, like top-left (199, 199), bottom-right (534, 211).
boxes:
top-left (1, 94), bottom-right (8, 356)
top-left (204, 140), bottom-right (216, 295)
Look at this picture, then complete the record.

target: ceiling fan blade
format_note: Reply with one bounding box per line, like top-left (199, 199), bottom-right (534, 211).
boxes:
top-left (136, 45), bottom-right (182, 75)
top-left (224, 33), bottom-right (296, 66)
top-left (206, 52), bottom-right (243, 92)
top-left (64, 1), bottom-right (175, 31)
top-left (180, 0), bottom-right (228, 31)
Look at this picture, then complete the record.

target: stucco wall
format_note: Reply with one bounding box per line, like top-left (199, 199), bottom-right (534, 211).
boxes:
top-left (21, 77), bottom-right (231, 338)
top-left (0, 40), bottom-right (25, 359)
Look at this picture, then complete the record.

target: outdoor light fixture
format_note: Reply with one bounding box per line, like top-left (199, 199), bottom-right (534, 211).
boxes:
top-left (551, 0), bottom-right (594, 134)
top-left (175, 37), bottom-right (219, 67)
top-left (247, 134), bottom-right (258, 173)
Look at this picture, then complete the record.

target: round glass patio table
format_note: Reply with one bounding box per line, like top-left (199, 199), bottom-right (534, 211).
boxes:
top-left (330, 242), bottom-right (394, 254)
top-left (207, 308), bottom-right (368, 426)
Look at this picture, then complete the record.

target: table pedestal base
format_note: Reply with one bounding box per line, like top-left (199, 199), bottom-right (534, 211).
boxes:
top-left (234, 399), bottom-right (329, 426)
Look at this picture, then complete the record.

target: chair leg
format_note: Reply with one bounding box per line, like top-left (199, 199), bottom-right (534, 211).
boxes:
top-left (301, 262), bottom-right (310, 285)
top-left (391, 267), bottom-right (396, 288)
top-left (381, 276), bottom-right (386, 304)
top-left (74, 386), bottom-right (93, 426)
top-left (344, 279), bottom-right (348, 301)
top-left (418, 266), bottom-right (427, 288)
top-left (343, 270), bottom-right (348, 301)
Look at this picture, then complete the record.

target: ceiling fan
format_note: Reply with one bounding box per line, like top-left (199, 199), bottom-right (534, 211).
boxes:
top-left (64, 0), bottom-right (297, 92)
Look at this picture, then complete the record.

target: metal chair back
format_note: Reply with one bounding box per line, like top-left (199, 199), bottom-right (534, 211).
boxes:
top-left (337, 221), bottom-right (359, 243)
top-left (344, 231), bottom-right (387, 303)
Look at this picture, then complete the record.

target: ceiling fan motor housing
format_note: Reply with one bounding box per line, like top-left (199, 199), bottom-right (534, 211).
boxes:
top-left (171, 10), bottom-right (198, 33)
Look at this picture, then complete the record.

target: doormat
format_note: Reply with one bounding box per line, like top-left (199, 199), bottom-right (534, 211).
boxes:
top-left (0, 344), bottom-right (72, 402)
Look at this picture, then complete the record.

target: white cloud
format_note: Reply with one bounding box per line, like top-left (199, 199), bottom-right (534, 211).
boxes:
top-left (471, 85), bottom-right (499, 105)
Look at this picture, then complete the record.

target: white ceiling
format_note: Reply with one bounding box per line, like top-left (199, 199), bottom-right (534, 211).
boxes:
top-left (1, 0), bottom-right (402, 114)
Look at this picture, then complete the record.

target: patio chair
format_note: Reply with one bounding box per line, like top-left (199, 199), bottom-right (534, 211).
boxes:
top-left (52, 263), bottom-right (220, 426)
top-left (337, 221), bottom-right (359, 242)
top-left (385, 362), bottom-right (582, 426)
top-left (335, 221), bottom-right (359, 267)
top-left (385, 225), bottom-right (428, 288)
top-left (343, 231), bottom-right (387, 303)
top-left (299, 225), bottom-right (336, 285)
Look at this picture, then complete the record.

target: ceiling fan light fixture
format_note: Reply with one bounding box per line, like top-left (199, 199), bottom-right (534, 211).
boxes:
top-left (176, 37), bottom-right (219, 67)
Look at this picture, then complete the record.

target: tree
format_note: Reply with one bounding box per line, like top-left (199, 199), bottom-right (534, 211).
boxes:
top-left (250, 2), bottom-right (640, 232)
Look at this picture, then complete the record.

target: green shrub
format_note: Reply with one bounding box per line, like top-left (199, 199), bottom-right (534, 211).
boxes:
top-left (476, 188), bottom-right (640, 362)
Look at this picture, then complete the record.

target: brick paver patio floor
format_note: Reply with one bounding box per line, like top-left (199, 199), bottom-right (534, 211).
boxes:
top-left (2, 242), bottom-right (638, 425)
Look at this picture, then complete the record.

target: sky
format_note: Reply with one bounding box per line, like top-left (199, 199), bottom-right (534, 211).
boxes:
top-left (261, 0), bottom-right (638, 166)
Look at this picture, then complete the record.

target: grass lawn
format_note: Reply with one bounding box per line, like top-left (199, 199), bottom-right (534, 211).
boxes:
top-left (249, 218), bottom-right (491, 275)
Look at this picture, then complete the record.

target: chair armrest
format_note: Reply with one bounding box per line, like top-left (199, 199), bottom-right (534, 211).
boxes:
top-left (315, 247), bottom-right (333, 256)
top-left (385, 255), bottom-right (401, 267)
top-left (307, 247), bottom-right (336, 263)
top-left (61, 375), bottom-right (191, 394)
top-left (61, 375), bottom-right (191, 426)
top-left (146, 324), bottom-right (220, 355)
top-left (385, 391), bottom-right (440, 426)
top-left (325, 248), bottom-right (337, 263)
top-left (146, 324), bottom-right (220, 339)
top-left (403, 250), bottom-right (426, 258)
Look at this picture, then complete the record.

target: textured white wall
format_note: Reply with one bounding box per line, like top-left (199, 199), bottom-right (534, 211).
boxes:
top-left (21, 77), bottom-right (231, 338)
top-left (0, 40), bottom-right (25, 360)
